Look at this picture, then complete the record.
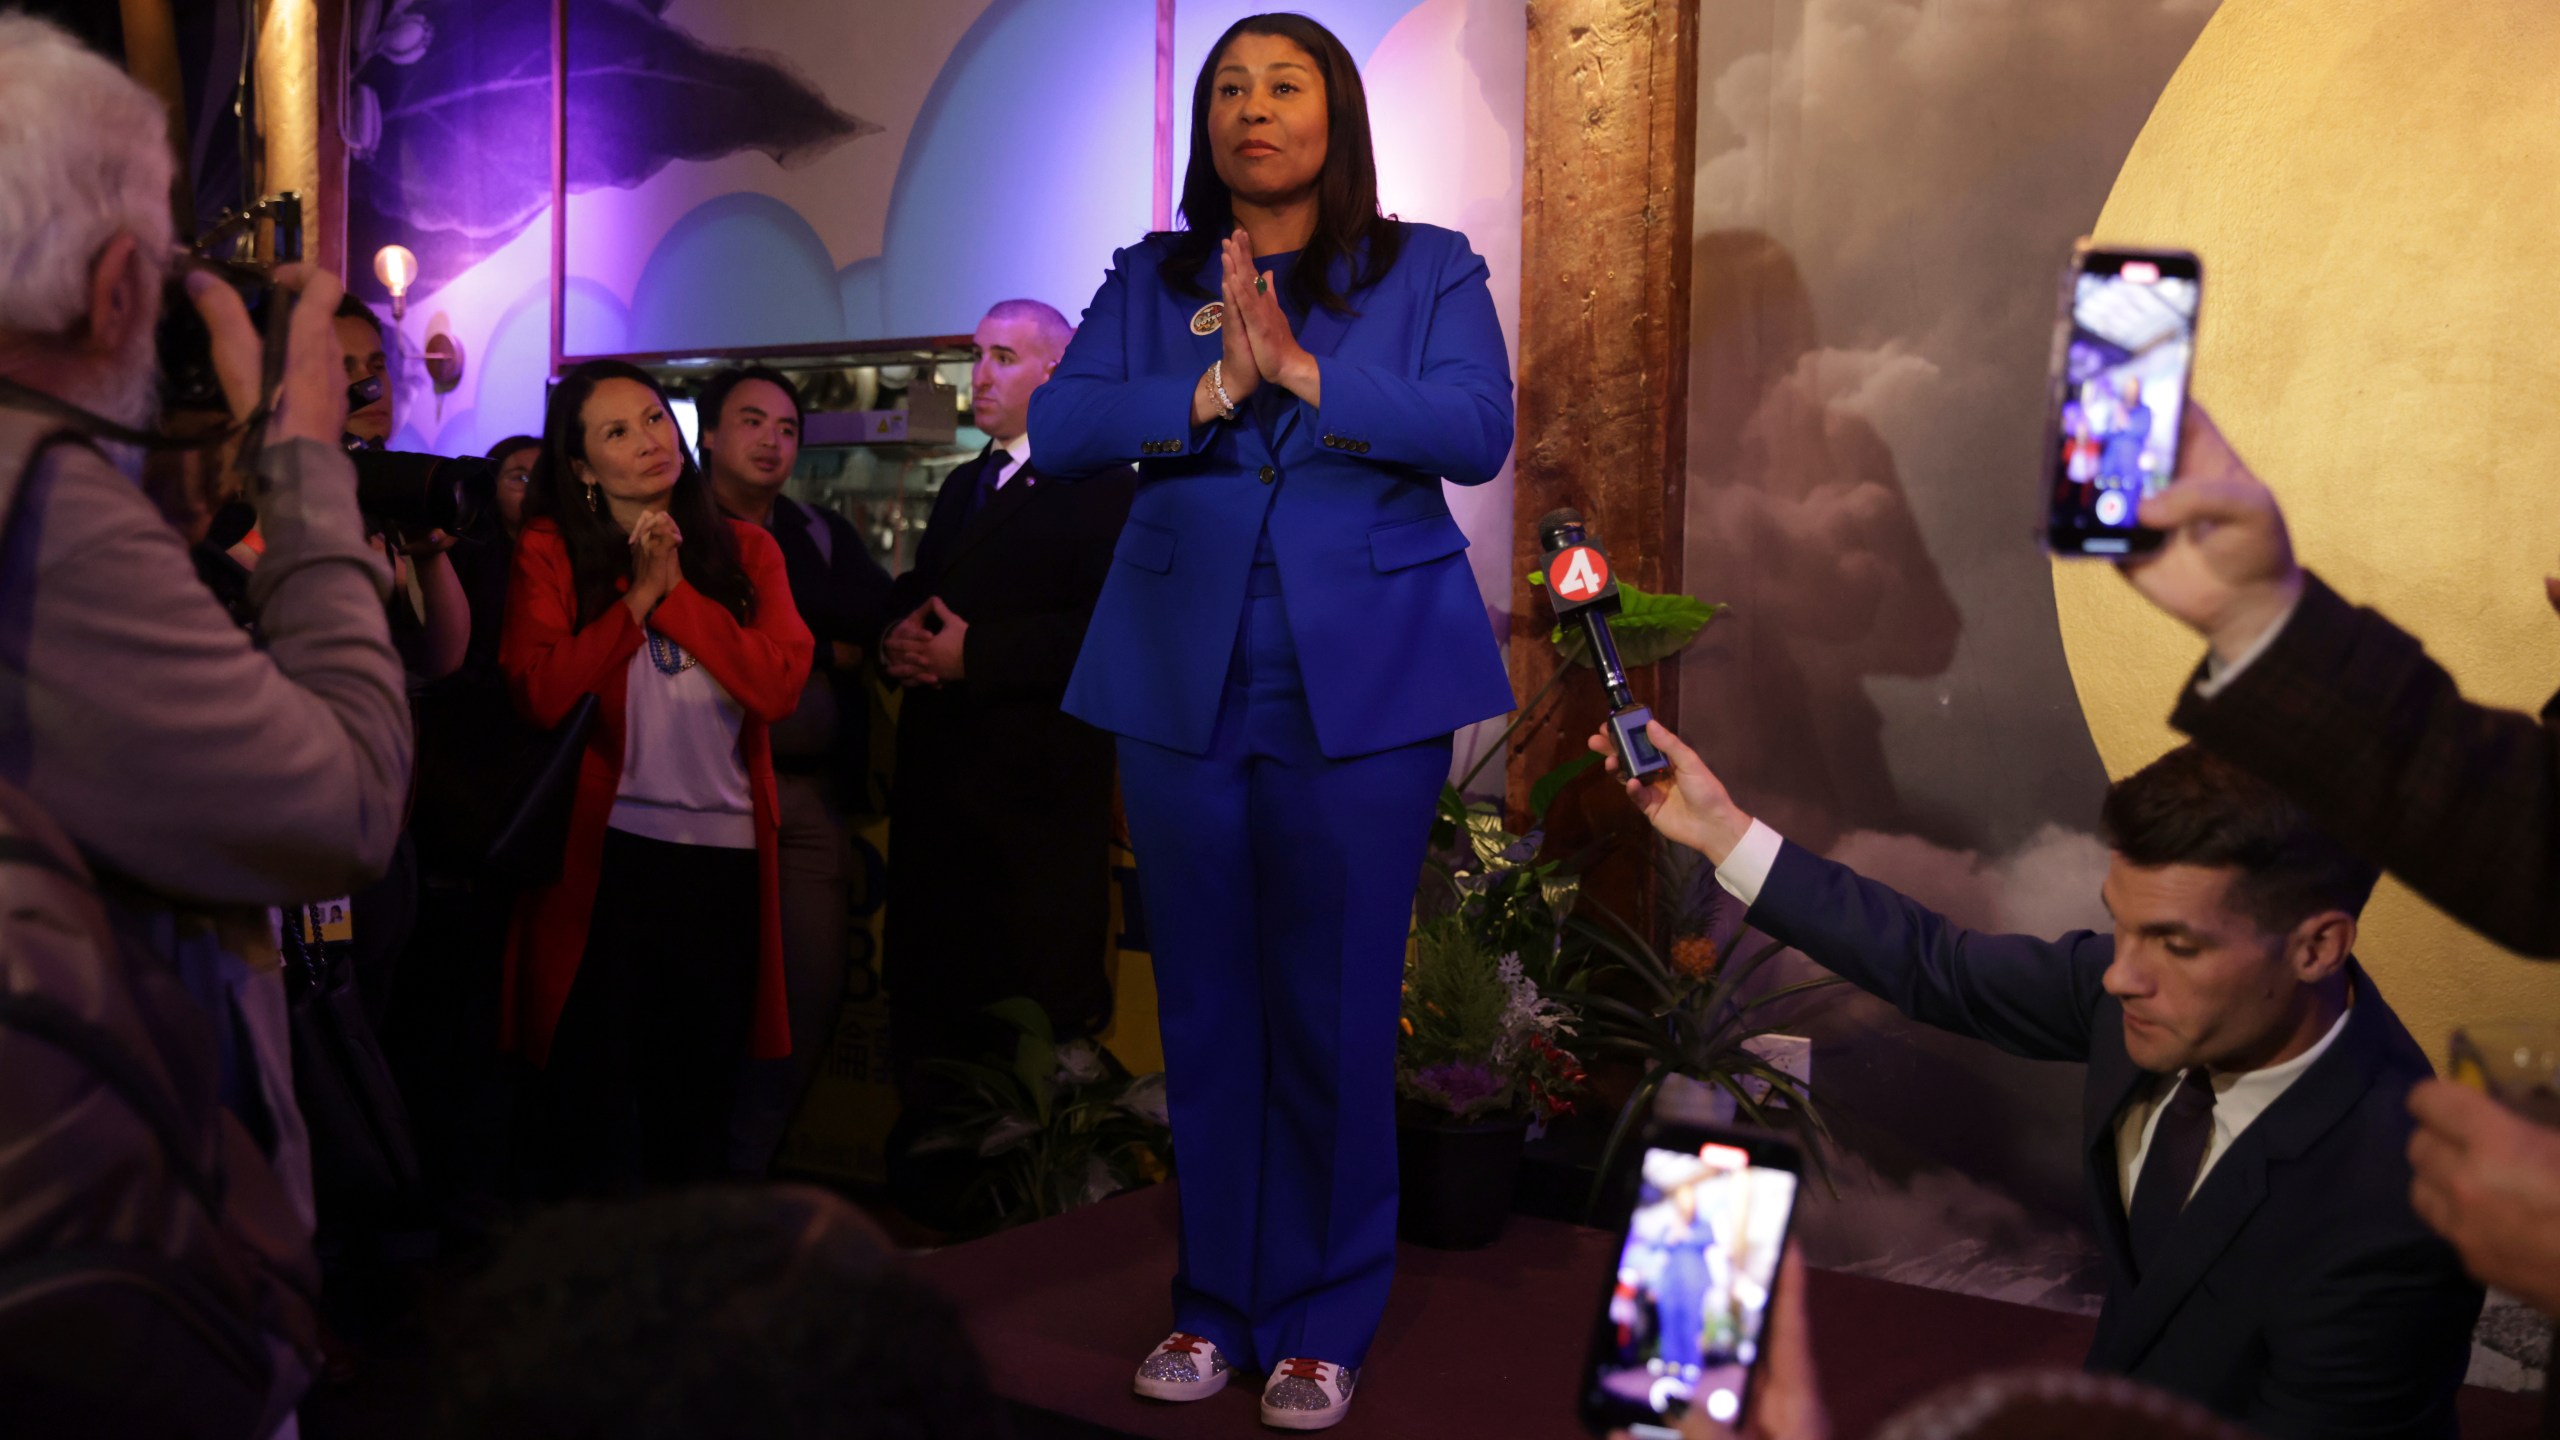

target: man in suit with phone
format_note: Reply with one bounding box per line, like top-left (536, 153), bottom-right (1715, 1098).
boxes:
top-left (1595, 726), bottom-right (2482, 1438)
top-left (880, 300), bottom-right (1134, 1101)
top-left (2125, 397), bottom-right (2560, 1382)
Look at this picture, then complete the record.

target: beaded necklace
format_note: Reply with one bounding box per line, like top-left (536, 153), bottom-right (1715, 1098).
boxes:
top-left (645, 630), bottom-right (697, 675)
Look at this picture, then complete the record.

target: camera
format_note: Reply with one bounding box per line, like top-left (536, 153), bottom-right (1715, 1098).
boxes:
top-left (155, 193), bottom-right (302, 422)
top-left (347, 446), bottom-right (489, 545)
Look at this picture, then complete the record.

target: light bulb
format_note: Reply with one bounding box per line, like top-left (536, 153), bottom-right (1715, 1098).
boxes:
top-left (372, 244), bottom-right (419, 321)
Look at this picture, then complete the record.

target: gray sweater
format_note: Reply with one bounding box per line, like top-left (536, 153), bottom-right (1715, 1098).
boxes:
top-left (0, 408), bottom-right (410, 906)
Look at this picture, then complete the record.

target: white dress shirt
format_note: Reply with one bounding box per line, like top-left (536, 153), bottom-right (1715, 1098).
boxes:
top-left (2114, 1001), bottom-right (2349, 1206)
top-left (2192, 591), bottom-right (2303, 699)
top-left (1711, 816), bottom-right (2353, 1207)
top-left (987, 431), bottom-right (1032, 492)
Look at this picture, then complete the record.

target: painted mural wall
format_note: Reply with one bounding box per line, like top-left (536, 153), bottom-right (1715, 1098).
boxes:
top-left (342, 0), bottom-right (1525, 617)
top-left (1692, 1), bottom-right (2554, 1385)
top-left (1682, 0), bottom-right (2224, 1311)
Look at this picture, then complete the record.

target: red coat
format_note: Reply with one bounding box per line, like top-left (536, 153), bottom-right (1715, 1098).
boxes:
top-left (498, 517), bottom-right (813, 1067)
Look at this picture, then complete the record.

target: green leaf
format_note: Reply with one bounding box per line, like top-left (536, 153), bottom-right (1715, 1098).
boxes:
top-left (1527, 752), bottom-right (1602, 821)
top-left (1014, 1032), bottom-right (1057, 1124)
top-left (1737, 974), bottom-right (1849, 1017)
top-left (1584, 1065), bottom-right (1671, 1222)
top-left (1551, 584), bottom-right (1731, 670)
top-left (982, 996), bottom-right (1056, 1048)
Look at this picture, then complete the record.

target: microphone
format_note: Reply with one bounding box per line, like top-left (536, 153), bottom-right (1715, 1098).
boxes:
top-left (1537, 509), bottom-right (1670, 783)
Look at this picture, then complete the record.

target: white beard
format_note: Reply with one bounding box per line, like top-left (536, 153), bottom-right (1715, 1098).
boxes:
top-left (83, 315), bottom-right (162, 432)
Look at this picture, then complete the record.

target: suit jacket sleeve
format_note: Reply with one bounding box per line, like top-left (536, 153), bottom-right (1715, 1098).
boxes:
top-left (961, 469), bottom-right (1137, 704)
top-left (1311, 232), bottom-right (1516, 486)
top-left (651, 522), bottom-right (814, 725)
top-left (2172, 570), bottom-right (2560, 957)
top-left (1030, 244), bottom-right (1214, 475)
top-left (500, 525), bottom-right (644, 728)
top-left (1746, 839), bottom-right (2109, 1063)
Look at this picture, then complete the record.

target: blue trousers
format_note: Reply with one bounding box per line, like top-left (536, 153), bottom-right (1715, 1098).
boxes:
top-left (1117, 560), bottom-right (1451, 1372)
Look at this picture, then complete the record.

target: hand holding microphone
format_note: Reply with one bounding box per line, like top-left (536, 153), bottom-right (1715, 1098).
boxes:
top-left (1538, 509), bottom-right (1670, 784)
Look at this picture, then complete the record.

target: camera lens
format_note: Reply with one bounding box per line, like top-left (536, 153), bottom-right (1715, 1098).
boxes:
top-left (351, 450), bottom-right (488, 540)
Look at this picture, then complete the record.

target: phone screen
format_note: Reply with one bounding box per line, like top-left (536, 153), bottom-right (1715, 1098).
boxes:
top-left (1583, 1136), bottom-right (1800, 1434)
top-left (2044, 248), bottom-right (2201, 556)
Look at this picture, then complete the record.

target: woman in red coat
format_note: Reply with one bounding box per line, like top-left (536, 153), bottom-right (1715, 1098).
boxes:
top-left (500, 359), bottom-right (812, 1195)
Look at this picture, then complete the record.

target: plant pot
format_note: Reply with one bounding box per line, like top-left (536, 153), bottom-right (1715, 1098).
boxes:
top-left (1396, 1107), bottom-right (1530, 1250)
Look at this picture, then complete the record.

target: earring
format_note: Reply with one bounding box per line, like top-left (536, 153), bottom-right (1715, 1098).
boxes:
top-left (584, 480), bottom-right (598, 513)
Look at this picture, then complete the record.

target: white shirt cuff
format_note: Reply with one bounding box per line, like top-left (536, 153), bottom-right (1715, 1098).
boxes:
top-left (1714, 818), bottom-right (1785, 908)
top-left (2194, 593), bottom-right (2301, 699)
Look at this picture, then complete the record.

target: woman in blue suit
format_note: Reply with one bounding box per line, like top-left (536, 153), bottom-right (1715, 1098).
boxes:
top-left (1030, 13), bottom-right (1513, 1431)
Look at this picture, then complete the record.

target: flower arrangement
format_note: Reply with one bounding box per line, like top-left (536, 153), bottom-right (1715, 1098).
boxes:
top-left (1398, 918), bottom-right (1587, 1123)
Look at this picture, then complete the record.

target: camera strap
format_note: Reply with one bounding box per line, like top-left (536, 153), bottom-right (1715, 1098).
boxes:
top-left (0, 375), bottom-right (259, 453)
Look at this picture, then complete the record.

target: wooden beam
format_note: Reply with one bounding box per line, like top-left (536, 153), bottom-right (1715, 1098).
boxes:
top-left (253, 0), bottom-right (321, 256)
top-left (117, 0), bottom-right (195, 232)
top-left (312, 0), bottom-right (347, 277)
top-left (1512, 0), bottom-right (1698, 913)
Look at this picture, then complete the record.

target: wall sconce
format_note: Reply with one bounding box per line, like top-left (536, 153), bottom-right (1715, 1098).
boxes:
top-left (372, 244), bottom-right (419, 321)
top-left (423, 330), bottom-right (465, 420)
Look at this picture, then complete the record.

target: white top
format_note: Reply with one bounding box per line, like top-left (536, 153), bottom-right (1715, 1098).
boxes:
top-left (2114, 1001), bottom-right (2349, 1206)
top-left (1711, 816), bottom-right (2352, 1208)
top-left (609, 635), bottom-right (754, 849)
top-left (989, 430), bottom-right (1032, 491)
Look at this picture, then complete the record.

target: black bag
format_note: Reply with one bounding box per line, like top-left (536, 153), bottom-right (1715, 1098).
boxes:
top-left (281, 899), bottom-right (423, 1219)
top-left (481, 694), bottom-right (598, 889)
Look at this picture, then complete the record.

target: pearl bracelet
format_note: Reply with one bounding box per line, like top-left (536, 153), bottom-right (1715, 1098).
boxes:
top-left (1210, 360), bottom-right (1239, 421)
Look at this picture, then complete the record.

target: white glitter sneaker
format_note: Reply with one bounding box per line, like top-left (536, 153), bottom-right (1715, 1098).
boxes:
top-left (1133, 1331), bottom-right (1231, 1401)
top-left (1259, 1357), bottom-right (1358, 1431)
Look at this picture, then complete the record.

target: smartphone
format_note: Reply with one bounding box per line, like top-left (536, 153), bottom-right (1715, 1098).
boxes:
top-left (1579, 1123), bottom-right (1804, 1437)
top-left (2041, 243), bottom-right (2202, 557)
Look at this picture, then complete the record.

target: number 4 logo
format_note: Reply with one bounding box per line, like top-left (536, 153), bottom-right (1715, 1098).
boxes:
top-left (1551, 545), bottom-right (1610, 603)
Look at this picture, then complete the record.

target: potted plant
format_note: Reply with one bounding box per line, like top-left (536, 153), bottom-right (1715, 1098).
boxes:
top-left (1394, 917), bottom-right (1587, 1248)
top-left (1394, 576), bottom-right (1730, 1244)
top-left (911, 997), bottom-right (1174, 1236)
top-left (1572, 866), bottom-right (1843, 1217)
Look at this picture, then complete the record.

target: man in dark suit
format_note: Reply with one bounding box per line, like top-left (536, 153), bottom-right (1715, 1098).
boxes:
top-left (2125, 400), bottom-right (2560, 1325)
top-left (1597, 725), bottom-right (2482, 1438)
top-left (701, 364), bottom-right (895, 1171)
top-left (880, 300), bottom-right (1134, 1094)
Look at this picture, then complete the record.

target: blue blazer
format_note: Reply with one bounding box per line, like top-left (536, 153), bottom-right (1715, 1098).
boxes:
top-left (1031, 222), bottom-right (1516, 758)
top-left (1749, 839), bottom-right (2481, 1439)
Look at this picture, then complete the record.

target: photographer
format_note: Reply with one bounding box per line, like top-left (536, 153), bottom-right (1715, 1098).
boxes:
top-left (0, 9), bottom-right (408, 1249)
top-left (336, 294), bottom-right (470, 688)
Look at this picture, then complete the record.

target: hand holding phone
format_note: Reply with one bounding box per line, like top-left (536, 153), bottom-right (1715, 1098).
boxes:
top-left (2115, 401), bottom-right (2305, 666)
top-left (1581, 1124), bottom-right (1807, 1438)
top-left (2042, 244), bottom-right (2201, 557)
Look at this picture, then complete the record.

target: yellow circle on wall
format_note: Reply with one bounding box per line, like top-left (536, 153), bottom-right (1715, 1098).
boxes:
top-left (2053, 0), bottom-right (2560, 1056)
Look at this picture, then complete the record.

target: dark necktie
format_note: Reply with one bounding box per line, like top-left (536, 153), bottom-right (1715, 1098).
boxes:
top-left (2127, 1068), bottom-right (2216, 1277)
top-left (967, 443), bottom-right (1010, 519)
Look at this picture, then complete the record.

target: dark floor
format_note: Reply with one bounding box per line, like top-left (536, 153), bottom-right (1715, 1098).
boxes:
top-left (917, 1182), bottom-right (2550, 1440)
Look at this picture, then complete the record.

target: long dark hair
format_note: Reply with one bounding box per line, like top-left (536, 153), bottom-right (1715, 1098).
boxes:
top-left (1157, 13), bottom-right (1404, 317)
top-left (522, 359), bottom-right (754, 629)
